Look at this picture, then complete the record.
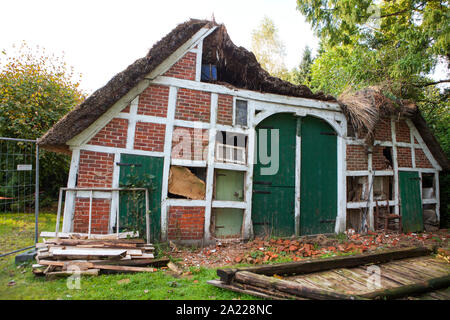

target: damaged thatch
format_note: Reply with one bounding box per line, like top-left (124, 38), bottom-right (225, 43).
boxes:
top-left (38, 19), bottom-right (214, 154)
top-left (202, 25), bottom-right (335, 101)
top-left (338, 86), bottom-right (449, 171)
top-left (38, 19), bottom-right (334, 154)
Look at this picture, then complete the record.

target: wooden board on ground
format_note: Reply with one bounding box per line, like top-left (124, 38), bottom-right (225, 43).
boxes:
top-left (211, 247), bottom-right (450, 300)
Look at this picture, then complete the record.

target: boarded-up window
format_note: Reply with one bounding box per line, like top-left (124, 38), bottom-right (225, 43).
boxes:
top-left (235, 100), bottom-right (248, 126)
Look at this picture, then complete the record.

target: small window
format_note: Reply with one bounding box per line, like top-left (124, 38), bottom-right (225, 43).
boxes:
top-left (235, 100), bottom-right (248, 126)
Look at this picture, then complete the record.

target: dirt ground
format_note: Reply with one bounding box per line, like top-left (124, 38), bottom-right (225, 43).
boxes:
top-left (168, 229), bottom-right (450, 269)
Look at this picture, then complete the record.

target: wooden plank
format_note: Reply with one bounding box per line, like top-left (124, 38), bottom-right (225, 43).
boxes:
top-left (52, 248), bottom-right (127, 259)
top-left (207, 280), bottom-right (294, 300)
top-left (92, 257), bottom-right (169, 268)
top-left (389, 260), bottom-right (448, 279)
top-left (361, 275), bottom-right (450, 300)
top-left (40, 231), bottom-right (138, 239)
top-left (217, 247), bottom-right (431, 284)
top-left (95, 265), bottom-right (156, 273)
top-left (45, 269), bottom-right (99, 280)
top-left (234, 271), bottom-right (364, 300)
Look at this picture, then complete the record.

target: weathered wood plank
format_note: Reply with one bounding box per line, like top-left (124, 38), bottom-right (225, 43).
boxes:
top-left (361, 275), bottom-right (450, 300)
top-left (234, 271), bottom-right (364, 300)
top-left (217, 247), bottom-right (431, 284)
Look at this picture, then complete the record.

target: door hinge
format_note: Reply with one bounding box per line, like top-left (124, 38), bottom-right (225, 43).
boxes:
top-left (320, 219), bottom-right (336, 223)
top-left (253, 222), bottom-right (270, 225)
top-left (254, 181), bottom-right (272, 185)
top-left (116, 162), bottom-right (142, 167)
top-left (320, 132), bottom-right (336, 136)
top-left (253, 190), bottom-right (271, 194)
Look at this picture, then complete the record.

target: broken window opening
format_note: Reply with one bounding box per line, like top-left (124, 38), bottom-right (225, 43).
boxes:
top-left (382, 147), bottom-right (393, 169)
top-left (168, 166), bottom-right (206, 200)
top-left (346, 176), bottom-right (369, 202)
top-left (373, 204), bottom-right (400, 232)
top-left (421, 173), bottom-right (435, 199)
top-left (235, 100), bottom-right (248, 127)
top-left (423, 204), bottom-right (438, 232)
top-left (215, 131), bottom-right (247, 165)
top-left (373, 176), bottom-right (394, 201)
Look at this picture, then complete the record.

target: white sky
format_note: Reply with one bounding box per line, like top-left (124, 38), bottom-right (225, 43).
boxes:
top-left (1, 0), bottom-right (446, 93)
top-left (0, 0), bottom-right (317, 93)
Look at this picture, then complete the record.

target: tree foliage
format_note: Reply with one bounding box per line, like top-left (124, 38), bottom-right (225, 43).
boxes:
top-left (251, 16), bottom-right (290, 80)
top-left (289, 46), bottom-right (315, 85)
top-left (0, 42), bottom-right (86, 207)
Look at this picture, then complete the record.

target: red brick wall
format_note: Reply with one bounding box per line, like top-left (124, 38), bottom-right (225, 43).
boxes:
top-left (346, 145), bottom-right (368, 170)
top-left (217, 94), bottom-right (233, 125)
top-left (122, 104), bottom-right (130, 113)
top-left (77, 150), bottom-right (114, 188)
top-left (73, 198), bottom-right (110, 234)
top-left (397, 147), bottom-right (412, 167)
top-left (373, 146), bottom-right (392, 170)
top-left (89, 118), bottom-right (128, 148)
top-left (133, 122), bottom-right (166, 152)
top-left (168, 206), bottom-right (205, 240)
top-left (396, 120), bottom-right (410, 143)
top-left (171, 126), bottom-right (209, 161)
top-left (415, 148), bottom-right (433, 168)
top-left (374, 119), bottom-right (391, 142)
top-left (175, 88), bottom-right (211, 122)
top-left (137, 85), bottom-right (169, 117)
top-left (163, 52), bottom-right (197, 81)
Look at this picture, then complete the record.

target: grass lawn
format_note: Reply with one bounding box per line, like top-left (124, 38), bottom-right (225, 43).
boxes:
top-left (0, 212), bottom-right (257, 300)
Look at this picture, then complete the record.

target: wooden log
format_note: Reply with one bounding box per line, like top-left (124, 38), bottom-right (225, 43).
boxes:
top-left (217, 247), bottom-right (431, 284)
top-left (207, 280), bottom-right (293, 300)
top-left (234, 271), bottom-right (364, 300)
top-left (361, 275), bottom-right (450, 300)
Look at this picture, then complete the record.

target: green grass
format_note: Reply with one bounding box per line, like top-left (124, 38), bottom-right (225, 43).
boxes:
top-left (0, 212), bottom-right (258, 300)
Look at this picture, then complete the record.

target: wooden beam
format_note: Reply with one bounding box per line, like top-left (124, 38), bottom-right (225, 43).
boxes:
top-left (234, 271), bottom-right (363, 300)
top-left (217, 247), bottom-right (431, 284)
top-left (362, 275), bottom-right (450, 300)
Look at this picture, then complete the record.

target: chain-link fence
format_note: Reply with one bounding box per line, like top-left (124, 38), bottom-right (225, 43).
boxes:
top-left (0, 137), bottom-right (39, 257)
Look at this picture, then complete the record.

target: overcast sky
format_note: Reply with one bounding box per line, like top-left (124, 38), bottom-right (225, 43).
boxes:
top-left (0, 0), bottom-right (317, 93)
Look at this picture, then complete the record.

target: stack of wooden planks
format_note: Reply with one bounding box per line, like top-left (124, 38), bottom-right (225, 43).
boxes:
top-left (32, 232), bottom-right (168, 280)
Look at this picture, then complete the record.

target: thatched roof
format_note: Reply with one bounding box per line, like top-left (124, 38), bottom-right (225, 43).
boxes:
top-left (38, 19), bottom-right (333, 154)
top-left (339, 87), bottom-right (449, 171)
top-left (38, 19), bottom-right (448, 171)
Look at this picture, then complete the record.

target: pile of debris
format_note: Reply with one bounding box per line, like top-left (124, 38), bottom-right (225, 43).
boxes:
top-left (32, 232), bottom-right (168, 280)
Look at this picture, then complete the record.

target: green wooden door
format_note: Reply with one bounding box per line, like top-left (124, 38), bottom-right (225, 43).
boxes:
top-left (214, 169), bottom-right (244, 201)
top-left (399, 171), bottom-right (423, 233)
top-left (119, 154), bottom-right (164, 242)
top-left (300, 116), bottom-right (337, 235)
top-left (252, 113), bottom-right (296, 237)
top-left (214, 208), bottom-right (244, 237)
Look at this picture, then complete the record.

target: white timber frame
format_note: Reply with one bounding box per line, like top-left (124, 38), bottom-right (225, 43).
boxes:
top-left (344, 116), bottom-right (442, 231)
top-left (60, 23), bottom-right (443, 240)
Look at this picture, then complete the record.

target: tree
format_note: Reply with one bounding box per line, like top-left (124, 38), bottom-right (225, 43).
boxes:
top-left (290, 45), bottom-right (315, 85)
top-left (0, 42), bottom-right (86, 207)
top-left (251, 16), bottom-right (290, 80)
top-left (297, 0), bottom-right (450, 97)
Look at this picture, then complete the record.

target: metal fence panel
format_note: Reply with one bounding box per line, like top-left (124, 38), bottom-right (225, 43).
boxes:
top-left (0, 137), bottom-right (39, 257)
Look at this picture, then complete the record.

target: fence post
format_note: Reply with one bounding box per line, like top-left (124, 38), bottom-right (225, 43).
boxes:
top-left (35, 142), bottom-right (39, 244)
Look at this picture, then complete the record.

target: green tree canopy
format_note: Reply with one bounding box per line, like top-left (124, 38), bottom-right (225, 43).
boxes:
top-left (297, 0), bottom-right (450, 98)
top-left (0, 42), bottom-right (86, 206)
